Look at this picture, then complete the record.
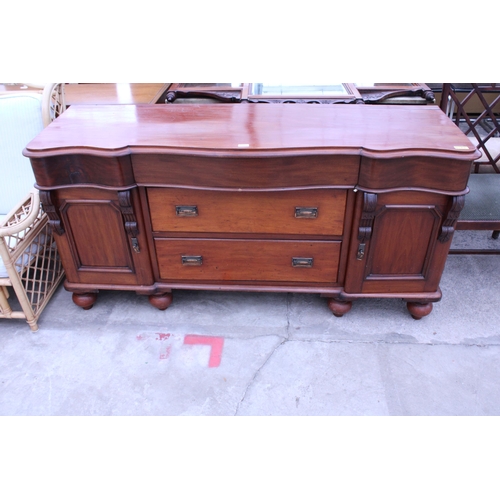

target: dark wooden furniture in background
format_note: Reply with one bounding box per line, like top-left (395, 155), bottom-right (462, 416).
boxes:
top-left (439, 83), bottom-right (500, 173)
top-left (436, 84), bottom-right (500, 254)
top-left (165, 83), bottom-right (434, 105)
top-left (24, 104), bottom-right (478, 319)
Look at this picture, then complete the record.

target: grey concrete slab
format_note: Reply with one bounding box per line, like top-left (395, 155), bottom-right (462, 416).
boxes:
top-left (0, 250), bottom-right (499, 416)
top-left (105, 290), bottom-right (290, 337)
top-left (0, 324), bottom-right (282, 415)
top-left (237, 341), bottom-right (390, 416)
top-left (289, 255), bottom-right (500, 345)
top-left (237, 341), bottom-right (500, 415)
top-left (377, 343), bottom-right (500, 416)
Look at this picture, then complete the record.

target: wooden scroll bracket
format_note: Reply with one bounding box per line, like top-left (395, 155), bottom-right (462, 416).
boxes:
top-left (39, 190), bottom-right (64, 235)
top-left (438, 195), bottom-right (465, 243)
top-left (362, 88), bottom-right (435, 104)
top-left (356, 192), bottom-right (378, 260)
top-left (166, 90), bottom-right (241, 103)
top-left (118, 190), bottom-right (141, 253)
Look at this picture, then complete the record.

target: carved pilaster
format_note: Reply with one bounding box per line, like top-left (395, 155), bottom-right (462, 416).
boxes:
top-left (117, 190), bottom-right (138, 237)
top-left (358, 193), bottom-right (378, 242)
top-left (39, 190), bottom-right (64, 235)
top-left (439, 195), bottom-right (465, 243)
top-left (118, 190), bottom-right (140, 253)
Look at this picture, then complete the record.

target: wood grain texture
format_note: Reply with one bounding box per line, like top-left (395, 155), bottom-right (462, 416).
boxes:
top-left (358, 156), bottom-right (472, 193)
top-left (26, 102), bottom-right (479, 317)
top-left (148, 188), bottom-right (347, 236)
top-left (345, 191), bottom-right (453, 294)
top-left (24, 104), bottom-right (480, 163)
top-left (31, 155), bottom-right (135, 189)
top-left (133, 154), bottom-right (359, 189)
top-left (49, 187), bottom-right (154, 286)
top-left (154, 239), bottom-right (341, 284)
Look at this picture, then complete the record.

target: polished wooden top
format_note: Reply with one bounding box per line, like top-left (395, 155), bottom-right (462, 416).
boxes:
top-left (24, 103), bottom-right (480, 161)
top-left (63, 83), bottom-right (171, 105)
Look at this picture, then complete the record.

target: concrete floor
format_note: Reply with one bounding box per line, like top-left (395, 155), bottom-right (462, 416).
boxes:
top-left (0, 231), bottom-right (499, 416)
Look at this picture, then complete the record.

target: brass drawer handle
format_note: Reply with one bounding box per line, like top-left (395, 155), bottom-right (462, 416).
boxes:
top-left (292, 257), bottom-right (314, 268)
top-left (295, 207), bottom-right (318, 219)
top-left (176, 205), bottom-right (198, 217)
top-left (181, 255), bottom-right (203, 266)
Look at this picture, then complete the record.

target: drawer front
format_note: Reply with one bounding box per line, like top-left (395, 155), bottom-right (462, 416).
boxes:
top-left (133, 154), bottom-right (360, 188)
top-left (148, 188), bottom-right (347, 236)
top-left (155, 239), bottom-right (341, 283)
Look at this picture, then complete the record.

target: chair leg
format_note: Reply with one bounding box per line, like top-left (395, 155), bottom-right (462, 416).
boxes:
top-left (0, 286), bottom-right (13, 315)
top-left (26, 317), bottom-right (39, 332)
top-left (5, 274), bottom-right (39, 332)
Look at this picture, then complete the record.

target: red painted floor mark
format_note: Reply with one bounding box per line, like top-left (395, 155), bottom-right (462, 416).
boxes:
top-left (156, 333), bottom-right (171, 341)
top-left (183, 335), bottom-right (224, 367)
top-left (159, 345), bottom-right (172, 360)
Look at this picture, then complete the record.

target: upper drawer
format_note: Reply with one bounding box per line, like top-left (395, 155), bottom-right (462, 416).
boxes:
top-left (148, 188), bottom-right (347, 236)
top-left (133, 154), bottom-right (359, 188)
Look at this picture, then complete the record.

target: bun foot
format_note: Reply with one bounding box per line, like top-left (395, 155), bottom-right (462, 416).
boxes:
top-left (148, 292), bottom-right (173, 310)
top-left (406, 301), bottom-right (433, 320)
top-left (72, 292), bottom-right (98, 310)
top-left (327, 298), bottom-right (353, 317)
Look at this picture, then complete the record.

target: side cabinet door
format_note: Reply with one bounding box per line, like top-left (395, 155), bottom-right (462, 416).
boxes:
top-left (41, 187), bottom-right (153, 286)
top-left (344, 190), bottom-right (462, 294)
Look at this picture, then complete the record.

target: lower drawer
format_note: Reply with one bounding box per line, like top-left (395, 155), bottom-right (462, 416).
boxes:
top-left (155, 239), bottom-right (341, 283)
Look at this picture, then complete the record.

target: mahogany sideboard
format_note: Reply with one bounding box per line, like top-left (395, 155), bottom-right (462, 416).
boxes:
top-left (24, 103), bottom-right (480, 319)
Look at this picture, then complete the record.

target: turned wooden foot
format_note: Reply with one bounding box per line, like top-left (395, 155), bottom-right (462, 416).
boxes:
top-left (327, 298), bottom-right (353, 317)
top-left (406, 301), bottom-right (433, 320)
top-left (148, 292), bottom-right (173, 310)
top-left (72, 292), bottom-right (98, 310)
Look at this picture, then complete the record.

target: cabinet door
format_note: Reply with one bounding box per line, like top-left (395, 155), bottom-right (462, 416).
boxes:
top-left (344, 190), bottom-right (461, 294)
top-left (42, 187), bottom-right (153, 286)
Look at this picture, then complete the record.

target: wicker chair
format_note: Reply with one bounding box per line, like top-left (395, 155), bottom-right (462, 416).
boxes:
top-left (0, 90), bottom-right (65, 331)
top-left (41, 83), bottom-right (66, 127)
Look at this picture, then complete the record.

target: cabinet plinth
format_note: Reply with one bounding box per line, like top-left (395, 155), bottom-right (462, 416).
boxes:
top-left (24, 104), bottom-right (480, 318)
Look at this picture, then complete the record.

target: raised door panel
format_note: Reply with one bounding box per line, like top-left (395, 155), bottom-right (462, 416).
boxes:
top-left (47, 187), bottom-right (153, 286)
top-left (345, 191), bottom-right (454, 294)
top-left (367, 207), bottom-right (440, 277)
top-left (63, 201), bottom-right (132, 269)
